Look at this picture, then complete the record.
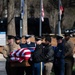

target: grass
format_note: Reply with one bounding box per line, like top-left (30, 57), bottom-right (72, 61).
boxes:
top-left (50, 63), bottom-right (75, 75)
top-left (72, 63), bottom-right (75, 75)
top-left (51, 72), bottom-right (55, 75)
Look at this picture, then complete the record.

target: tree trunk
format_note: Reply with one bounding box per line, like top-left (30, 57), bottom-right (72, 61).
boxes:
top-left (22, 0), bottom-right (28, 36)
top-left (0, 0), bottom-right (3, 17)
top-left (7, 0), bottom-right (16, 36)
top-left (53, 9), bottom-right (58, 35)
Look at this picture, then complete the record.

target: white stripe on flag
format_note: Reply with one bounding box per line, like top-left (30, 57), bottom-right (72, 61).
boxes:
top-left (21, 49), bottom-right (31, 56)
top-left (59, 0), bottom-right (63, 20)
top-left (11, 50), bottom-right (17, 56)
top-left (25, 55), bottom-right (31, 57)
top-left (16, 48), bottom-right (24, 56)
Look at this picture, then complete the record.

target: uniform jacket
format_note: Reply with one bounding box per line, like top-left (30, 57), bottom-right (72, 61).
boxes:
top-left (54, 43), bottom-right (64, 59)
top-left (64, 39), bottom-right (74, 61)
top-left (2, 42), bottom-right (20, 58)
top-left (20, 42), bottom-right (36, 52)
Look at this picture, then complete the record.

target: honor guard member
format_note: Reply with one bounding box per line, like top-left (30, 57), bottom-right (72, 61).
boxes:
top-left (54, 35), bottom-right (65, 75)
top-left (15, 36), bottom-right (21, 45)
top-left (14, 36), bottom-right (22, 75)
top-left (64, 33), bottom-right (75, 75)
top-left (20, 35), bottom-right (36, 75)
top-left (2, 35), bottom-right (20, 75)
top-left (20, 35), bottom-right (36, 51)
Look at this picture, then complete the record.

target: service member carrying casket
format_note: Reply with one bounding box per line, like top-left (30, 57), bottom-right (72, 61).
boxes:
top-left (2, 35), bottom-right (20, 75)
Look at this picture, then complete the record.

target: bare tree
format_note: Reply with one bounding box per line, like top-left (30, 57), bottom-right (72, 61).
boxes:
top-left (0, 0), bottom-right (4, 18)
top-left (7, 0), bottom-right (16, 36)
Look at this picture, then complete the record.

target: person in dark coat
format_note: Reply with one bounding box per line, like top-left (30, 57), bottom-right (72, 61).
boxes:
top-left (43, 35), bottom-right (54, 75)
top-left (32, 36), bottom-right (44, 75)
top-left (64, 33), bottom-right (74, 75)
top-left (54, 35), bottom-right (65, 75)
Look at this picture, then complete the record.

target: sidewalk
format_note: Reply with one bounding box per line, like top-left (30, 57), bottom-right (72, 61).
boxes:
top-left (0, 54), bottom-right (6, 75)
top-left (0, 54), bottom-right (6, 61)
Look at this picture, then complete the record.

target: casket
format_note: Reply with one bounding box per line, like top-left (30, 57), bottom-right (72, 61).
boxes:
top-left (10, 60), bottom-right (31, 67)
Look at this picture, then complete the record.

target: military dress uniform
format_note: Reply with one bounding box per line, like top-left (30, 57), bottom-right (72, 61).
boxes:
top-left (2, 35), bottom-right (20, 75)
top-left (20, 35), bottom-right (36, 75)
top-left (64, 33), bottom-right (75, 75)
top-left (64, 40), bottom-right (74, 75)
top-left (54, 35), bottom-right (65, 75)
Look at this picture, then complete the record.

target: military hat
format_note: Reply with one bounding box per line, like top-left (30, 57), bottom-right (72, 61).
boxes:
top-left (56, 35), bottom-right (63, 40)
top-left (25, 35), bottom-right (31, 39)
top-left (8, 35), bottom-right (15, 40)
top-left (64, 29), bottom-right (71, 36)
top-left (15, 36), bottom-right (21, 40)
top-left (35, 36), bottom-right (42, 41)
top-left (64, 33), bottom-right (70, 37)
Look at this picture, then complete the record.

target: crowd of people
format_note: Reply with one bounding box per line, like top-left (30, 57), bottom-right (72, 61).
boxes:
top-left (1, 32), bottom-right (75, 75)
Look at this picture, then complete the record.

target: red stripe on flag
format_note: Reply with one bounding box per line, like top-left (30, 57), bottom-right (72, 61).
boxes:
top-left (60, 6), bottom-right (64, 15)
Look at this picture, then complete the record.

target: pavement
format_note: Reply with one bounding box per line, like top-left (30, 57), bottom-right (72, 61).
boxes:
top-left (0, 54), bottom-right (6, 75)
top-left (0, 54), bottom-right (6, 61)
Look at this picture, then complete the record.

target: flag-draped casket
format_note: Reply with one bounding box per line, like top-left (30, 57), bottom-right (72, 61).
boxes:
top-left (9, 48), bottom-right (35, 67)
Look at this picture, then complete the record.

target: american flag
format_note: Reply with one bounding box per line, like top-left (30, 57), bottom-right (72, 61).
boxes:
top-left (21, 0), bottom-right (25, 19)
top-left (60, 6), bottom-right (64, 15)
top-left (41, 0), bottom-right (44, 22)
top-left (59, 0), bottom-right (64, 20)
top-left (10, 48), bottom-right (32, 63)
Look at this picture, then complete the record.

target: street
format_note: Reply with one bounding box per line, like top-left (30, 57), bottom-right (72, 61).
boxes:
top-left (0, 54), bottom-right (6, 75)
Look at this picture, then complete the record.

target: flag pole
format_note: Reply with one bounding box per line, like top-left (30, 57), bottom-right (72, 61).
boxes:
top-left (20, 0), bottom-right (24, 37)
top-left (39, 0), bottom-right (43, 75)
top-left (20, 0), bottom-right (22, 37)
top-left (58, 0), bottom-right (61, 36)
top-left (39, 0), bottom-right (42, 36)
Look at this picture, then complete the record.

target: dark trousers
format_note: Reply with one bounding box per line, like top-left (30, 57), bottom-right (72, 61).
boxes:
top-left (6, 61), bottom-right (17, 75)
top-left (6, 61), bottom-right (25, 75)
top-left (25, 66), bottom-right (33, 75)
top-left (54, 59), bottom-right (65, 75)
top-left (65, 59), bottom-right (74, 75)
top-left (16, 67), bottom-right (25, 75)
top-left (6, 60), bottom-right (33, 75)
top-left (15, 66), bottom-right (33, 75)
top-left (32, 62), bottom-right (44, 75)
top-left (6, 61), bottom-right (11, 75)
